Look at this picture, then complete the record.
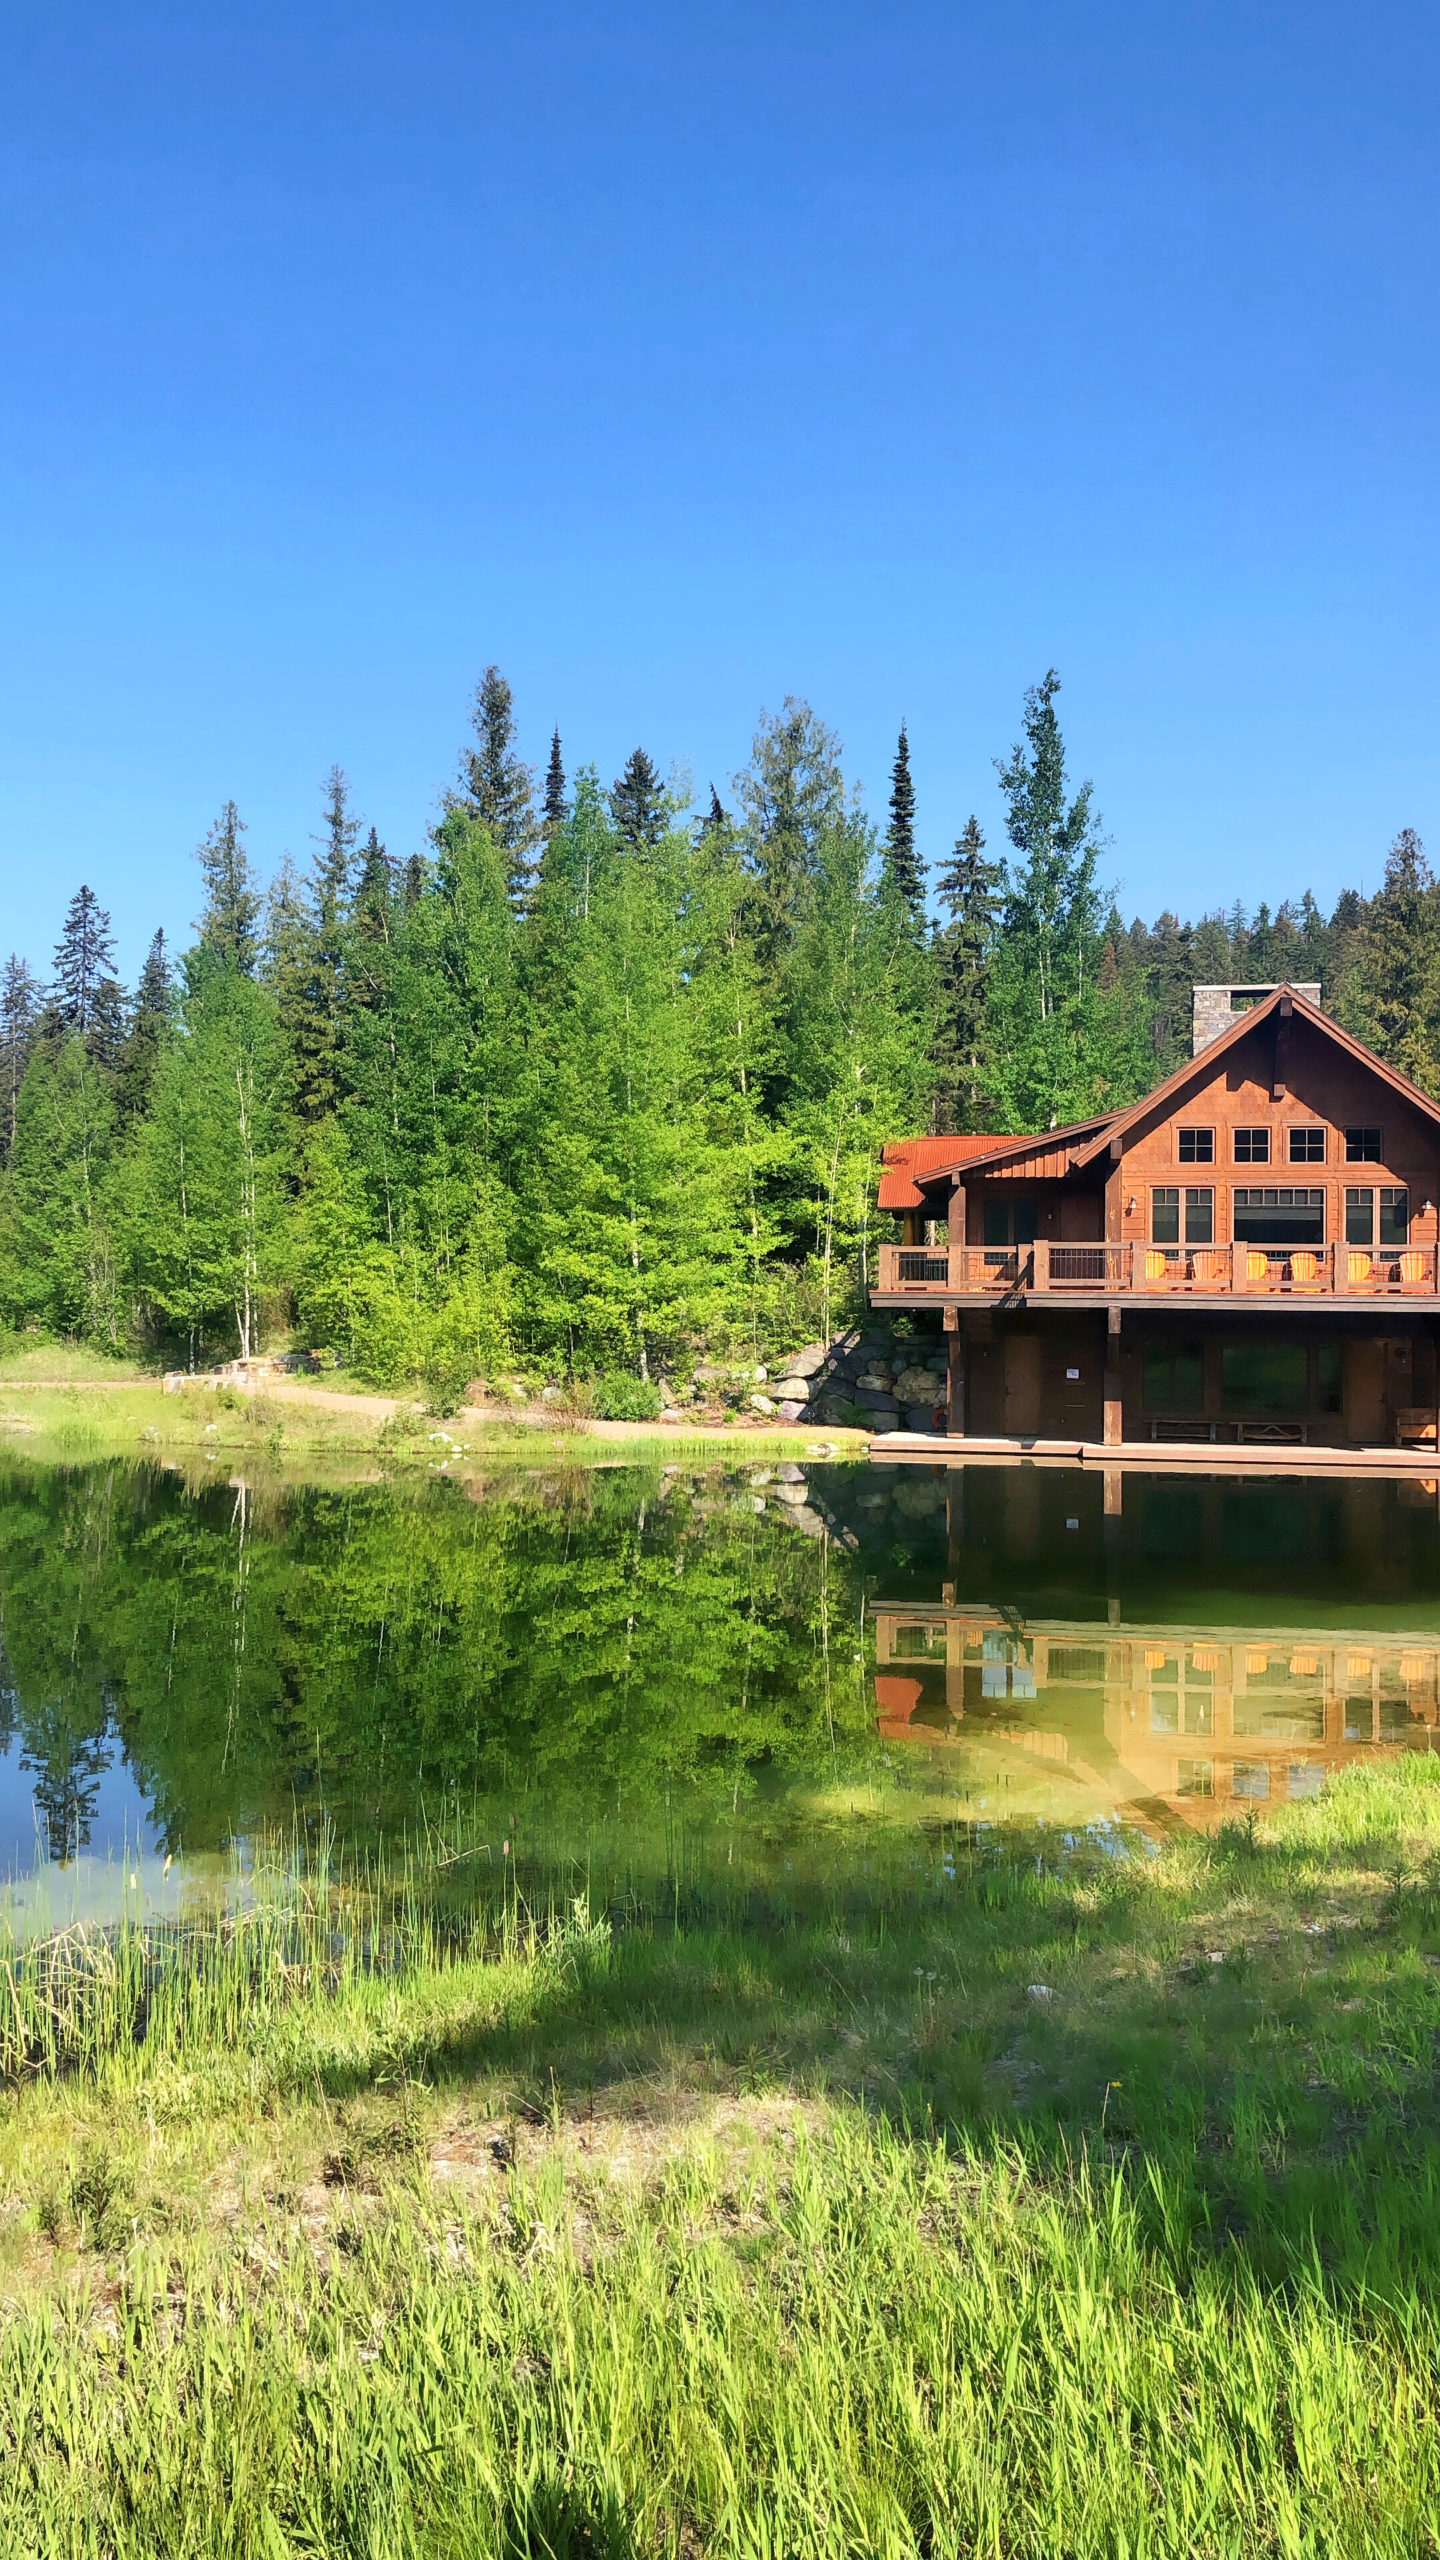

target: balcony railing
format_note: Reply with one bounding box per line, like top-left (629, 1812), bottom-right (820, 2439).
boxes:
top-left (876, 1241), bottom-right (1440, 1299)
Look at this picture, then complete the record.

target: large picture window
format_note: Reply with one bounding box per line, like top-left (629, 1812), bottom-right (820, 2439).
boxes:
top-left (1220, 1341), bottom-right (1309, 1412)
top-left (1231, 1186), bottom-right (1325, 1246)
top-left (1142, 1341), bottom-right (1204, 1412)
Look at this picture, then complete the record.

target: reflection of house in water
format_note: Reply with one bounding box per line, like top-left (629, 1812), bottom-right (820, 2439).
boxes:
top-left (872, 1607), bottom-right (1440, 1828)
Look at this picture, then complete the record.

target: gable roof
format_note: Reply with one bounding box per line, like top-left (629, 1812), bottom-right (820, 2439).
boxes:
top-left (878, 1134), bottom-right (1011, 1208)
top-left (1070, 982), bottom-right (1440, 1169)
top-left (891, 1116), bottom-right (1120, 1204)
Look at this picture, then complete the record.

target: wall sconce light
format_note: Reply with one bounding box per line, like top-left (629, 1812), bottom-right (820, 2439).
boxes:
top-left (1125, 1197), bottom-right (1136, 1214)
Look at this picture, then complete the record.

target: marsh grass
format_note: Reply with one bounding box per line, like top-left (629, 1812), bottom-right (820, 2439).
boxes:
top-left (4, 1766), bottom-right (1440, 2552)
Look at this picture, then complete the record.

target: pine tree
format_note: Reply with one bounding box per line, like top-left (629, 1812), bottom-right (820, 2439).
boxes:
top-left (0, 957), bottom-right (42, 1164)
top-left (194, 802), bottom-right (261, 976)
top-left (454, 666), bottom-right (541, 902)
top-left (116, 930), bottom-right (173, 1123)
top-left (610, 748), bottom-right (666, 847)
top-left (52, 887), bottom-right (119, 1039)
top-left (543, 728), bottom-right (568, 834)
top-left (287, 766), bottom-right (361, 1122)
top-left (883, 722), bottom-right (923, 920)
top-left (703, 785), bottom-right (729, 836)
top-left (932, 817), bottom-right (1002, 1127)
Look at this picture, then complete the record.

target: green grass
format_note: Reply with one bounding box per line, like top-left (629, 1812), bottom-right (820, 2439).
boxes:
top-left (0, 1343), bottom-right (861, 1469)
top-left (3, 1766), bottom-right (1440, 2549)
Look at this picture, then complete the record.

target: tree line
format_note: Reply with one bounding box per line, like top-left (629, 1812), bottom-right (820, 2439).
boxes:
top-left (1, 666), bottom-right (1434, 1390)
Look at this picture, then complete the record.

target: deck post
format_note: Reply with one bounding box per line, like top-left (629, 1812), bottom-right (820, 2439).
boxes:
top-left (945, 1305), bottom-right (964, 1437)
top-left (1103, 1303), bottom-right (1123, 1446)
top-left (1032, 1239), bottom-right (1050, 1293)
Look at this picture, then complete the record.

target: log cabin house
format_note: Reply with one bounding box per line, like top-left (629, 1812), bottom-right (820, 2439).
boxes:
top-left (874, 982), bottom-right (1440, 1449)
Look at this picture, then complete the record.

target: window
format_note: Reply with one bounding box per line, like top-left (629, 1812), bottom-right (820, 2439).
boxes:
top-left (1178, 1127), bottom-right (1214, 1163)
top-left (1220, 1341), bottom-right (1309, 1412)
top-left (1288, 1127), bottom-right (1325, 1162)
top-left (1233, 1763), bottom-right (1271, 1800)
top-left (1151, 1186), bottom-right (1179, 1244)
top-left (1231, 1186), bottom-right (1325, 1245)
top-left (982, 1197), bottom-right (1038, 1253)
top-left (1142, 1341), bottom-right (1204, 1412)
top-left (1317, 1342), bottom-right (1342, 1413)
top-left (1184, 1186), bottom-right (1213, 1244)
top-left (1346, 1127), bottom-right (1382, 1161)
top-left (1345, 1187), bottom-right (1374, 1246)
top-left (1176, 1760), bottom-right (1213, 1798)
top-left (1380, 1187), bottom-right (1411, 1246)
top-left (1233, 1128), bottom-right (1270, 1162)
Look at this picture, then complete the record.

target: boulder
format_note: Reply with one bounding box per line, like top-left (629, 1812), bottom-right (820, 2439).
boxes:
top-left (779, 1342), bottom-right (830, 1379)
top-left (896, 1365), bottom-right (945, 1403)
top-left (854, 1392), bottom-right (900, 1418)
top-left (770, 1377), bottom-right (815, 1402)
top-left (906, 1404), bottom-right (942, 1432)
top-left (748, 1393), bottom-right (777, 1415)
top-left (776, 1400), bottom-right (808, 1421)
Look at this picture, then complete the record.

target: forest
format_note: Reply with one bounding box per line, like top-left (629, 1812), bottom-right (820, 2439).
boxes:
top-left (2, 666), bottom-right (1436, 1397)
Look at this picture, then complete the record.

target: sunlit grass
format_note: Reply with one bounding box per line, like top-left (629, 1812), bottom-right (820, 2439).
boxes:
top-left (1, 1765), bottom-right (1440, 2548)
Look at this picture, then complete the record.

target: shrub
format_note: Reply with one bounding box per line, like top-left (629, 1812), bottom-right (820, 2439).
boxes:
top-left (590, 1373), bottom-right (663, 1422)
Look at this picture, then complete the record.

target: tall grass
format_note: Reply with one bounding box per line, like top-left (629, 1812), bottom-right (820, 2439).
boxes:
top-left (3, 1770), bottom-right (1440, 2552)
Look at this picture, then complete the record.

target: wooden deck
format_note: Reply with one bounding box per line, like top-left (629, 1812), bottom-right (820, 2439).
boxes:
top-left (873, 1240), bottom-right (1440, 1309)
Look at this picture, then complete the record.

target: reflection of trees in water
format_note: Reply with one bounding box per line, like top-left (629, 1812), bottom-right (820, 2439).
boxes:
top-left (19, 1712), bottom-right (113, 1864)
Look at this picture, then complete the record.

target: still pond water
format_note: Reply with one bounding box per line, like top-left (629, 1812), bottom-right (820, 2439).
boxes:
top-left (0, 1454), bottom-right (1437, 1925)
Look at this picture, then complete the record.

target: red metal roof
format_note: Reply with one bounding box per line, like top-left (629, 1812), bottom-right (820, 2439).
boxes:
top-left (878, 1134), bottom-right (1011, 1209)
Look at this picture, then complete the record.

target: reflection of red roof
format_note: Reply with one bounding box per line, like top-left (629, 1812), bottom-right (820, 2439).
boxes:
top-left (878, 1135), bottom-right (1010, 1210)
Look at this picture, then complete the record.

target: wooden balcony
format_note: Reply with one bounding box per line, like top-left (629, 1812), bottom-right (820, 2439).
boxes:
top-left (873, 1240), bottom-right (1440, 1305)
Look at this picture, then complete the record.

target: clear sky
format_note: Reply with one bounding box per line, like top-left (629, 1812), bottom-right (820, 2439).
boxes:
top-left (3, 0), bottom-right (1438, 976)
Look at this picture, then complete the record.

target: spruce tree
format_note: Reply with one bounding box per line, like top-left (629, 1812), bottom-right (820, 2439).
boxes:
top-left (543, 728), bottom-right (568, 833)
top-left (734, 697), bottom-right (845, 958)
top-left (0, 956), bottom-right (41, 1164)
top-left (1354, 829), bottom-right (1440, 1086)
top-left (52, 887), bottom-right (119, 1039)
top-left (454, 666), bottom-right (541, 902)
top-left (883, 722), bottom-right (923, 920)
top-left (116, 930), bottom-right (174, 1122)
top-left (704, 785), bottom-right (729, 835)
top-left (610, 748), bottom-right (666, 847)
top-left (933, 817), bottom-right (1002, 1127)
top-left (352, 828), bottom-right (396, 943)
top-left (194, 802), bottom-right (261, 976)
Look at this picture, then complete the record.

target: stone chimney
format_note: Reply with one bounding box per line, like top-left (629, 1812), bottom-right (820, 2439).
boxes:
top-left (1192, 983), bottom-right (1322, 1056)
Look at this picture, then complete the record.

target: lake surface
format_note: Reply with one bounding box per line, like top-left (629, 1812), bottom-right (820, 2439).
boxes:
top-left (0, 1453), bottom-right (1436, 1925)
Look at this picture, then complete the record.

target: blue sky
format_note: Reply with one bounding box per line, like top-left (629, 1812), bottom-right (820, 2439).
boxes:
top-left (2, 0), bottom-right (1437, 975)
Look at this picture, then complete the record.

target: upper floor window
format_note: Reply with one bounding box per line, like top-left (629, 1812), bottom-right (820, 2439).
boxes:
top-left (1346, 1127), bottom-right (1383, 1161)
top-left (1288, 1126), bottom-right (1326, 1163)
top-left (1345, 1187), bottom-right (1409, 1244)
top-left (1233, 1127), bottom-right (1270, 1163)
top-left (1152, 1186), bottom-right (1213, 1245)
top-left (1177, 1127), bottom-right (1214, 1163)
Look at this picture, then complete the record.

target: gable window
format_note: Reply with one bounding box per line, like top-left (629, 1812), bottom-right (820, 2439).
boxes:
top-left (1346, 1127), bottom-right (1382, 1162)
top-left (1233, 1128), bottom-right (1270, 1163)
top-left (1177, 1127), bottom-right (1214, 1163)
top-left (1288, 1127), bottom-right (1326, 1162)
top-left (1232, 1186), bottom-right (1325, 1246)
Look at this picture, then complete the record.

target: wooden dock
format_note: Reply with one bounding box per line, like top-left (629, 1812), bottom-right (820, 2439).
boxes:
top-left (866, 1431), bottom-right (1440, 1478)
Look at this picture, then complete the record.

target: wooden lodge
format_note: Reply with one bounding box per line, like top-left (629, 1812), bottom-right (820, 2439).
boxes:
top-left (874, 982), bottom-right (1440, 1451)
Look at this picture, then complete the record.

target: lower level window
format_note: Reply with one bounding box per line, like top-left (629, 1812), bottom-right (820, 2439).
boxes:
top-left (1142, 1342), bottom-right (1204, 1411)
top-left (1220, 1341), bottom-right (1309, 1412)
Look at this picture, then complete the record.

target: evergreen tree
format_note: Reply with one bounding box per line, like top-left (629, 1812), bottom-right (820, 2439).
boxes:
top-left (1352, 830), bottom-right (1440, 1087)
top-left (703, 785), bottom-right (729, 837)
top-left (352, 829), bottom-right (396, 944)
top-left (932, 817), bottom-right (1002, 1128)
top-left (51, 887), bottom-right (119, 1040)
top-left (283, 767), bottom-right (361, 1123)
top-left (194, 802), bottom-right (262, 977)
top-left (986, 671), bottom-right (1150, 1125)
top-left (0, 957), bottom-right (42, 1164)
top-left (734, 698), bottom-right (845, 959)
top-left (453, 666), bottom-right (541, 902)
top-left (1146, 910), bottom-right (1193, 1070)
top-left (543, 728), bottom-right (568, 834)
top-left (116, 931), bottom-right (174, 1123)
top-left (610, 748), bottom-right (666, 847)
top-left (883, 722), bottom-right (923, 921)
